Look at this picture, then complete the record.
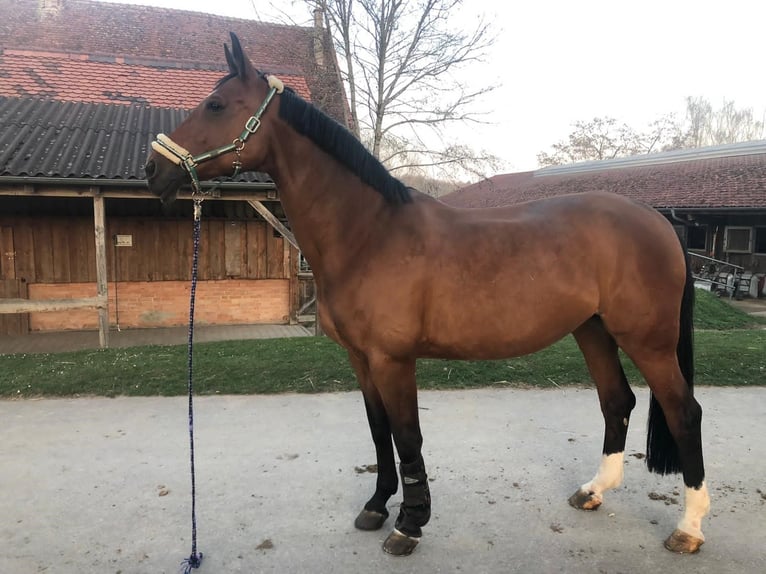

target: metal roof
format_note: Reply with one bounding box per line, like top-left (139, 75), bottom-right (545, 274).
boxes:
top-left (0, 95), bottom-right (272, 184)
top-left (537, 140), bottom-right (766, 176)
top-left (0, 96), bottom-right (178, 179)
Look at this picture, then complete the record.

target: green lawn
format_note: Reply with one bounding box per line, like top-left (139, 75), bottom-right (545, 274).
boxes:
top-left (1, 288), bottom-right (763, 397)
top-left (1, 328), bottom-right (764, 398)
top-left (693, 288), bottom-right (764, 329)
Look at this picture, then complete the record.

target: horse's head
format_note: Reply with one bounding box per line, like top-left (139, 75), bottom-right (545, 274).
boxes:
top-left (145, 33), bottom-right (281, 203)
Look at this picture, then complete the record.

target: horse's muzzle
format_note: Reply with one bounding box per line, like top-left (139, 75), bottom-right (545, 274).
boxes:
top-left (144, 156), bottom-right (188, 204)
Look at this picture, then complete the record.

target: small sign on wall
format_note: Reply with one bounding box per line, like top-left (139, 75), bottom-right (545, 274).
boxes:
top-left (114, 234), bottom-right (133, 247)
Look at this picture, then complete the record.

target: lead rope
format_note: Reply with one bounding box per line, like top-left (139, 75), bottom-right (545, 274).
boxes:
top-left (181, 198), bottom-right (204, 573)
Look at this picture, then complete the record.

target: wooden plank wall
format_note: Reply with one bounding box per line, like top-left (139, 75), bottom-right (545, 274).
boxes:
top-left (1, 225), bottom-right (29, 334)
top-left (0, 279), bottom-right (29, 335)
top-left (0, 225), bottom-right (30, 335)
top-left (1, 225), bottom-right (15, 279)
top-left (0, 216), bottom-right (288, 284)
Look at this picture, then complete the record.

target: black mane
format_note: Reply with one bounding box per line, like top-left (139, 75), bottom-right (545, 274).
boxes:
top-left (278, 88), bottom-right (412, 205)
top-left (215, 72), bottom-right (237, 89)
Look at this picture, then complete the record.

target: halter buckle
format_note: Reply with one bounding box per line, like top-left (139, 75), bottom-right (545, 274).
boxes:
top-left (244, 116), bottom-right (261, 134)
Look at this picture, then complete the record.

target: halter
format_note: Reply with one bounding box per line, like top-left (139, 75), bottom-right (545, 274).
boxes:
top-left (151, 75), bottom-right (285, 196)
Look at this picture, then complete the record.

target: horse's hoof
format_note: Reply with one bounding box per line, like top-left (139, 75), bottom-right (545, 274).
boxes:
top-left (664, 529), bottom-right (704, 554)
top-left (382, 529), bottom-right (420, 556)
top-left (568, 488), bottom-right (602, 511)
top-left (354, 509), bottom-right (388, 531)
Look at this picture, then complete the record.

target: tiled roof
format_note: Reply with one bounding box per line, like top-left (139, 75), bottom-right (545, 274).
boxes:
top-left (442, 145), bottom-right (766, 210)
top-left (0, 49), bottom-right (312, 108)
top-left (1, 0), bottom-right (318, 69)
top-left (0, 0), bottom-right (351, 185)
top-left (0, 95), bottom-right (271, 182)
top-left (0, 0), bottom-right (349, 124)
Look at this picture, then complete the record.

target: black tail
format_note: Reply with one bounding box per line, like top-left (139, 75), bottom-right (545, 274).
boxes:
top-left (646, 246), bottom-right (695, 475)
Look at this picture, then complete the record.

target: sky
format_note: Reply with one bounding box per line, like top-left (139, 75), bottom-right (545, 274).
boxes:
top-left (99, 0), bottom-right (766, 173)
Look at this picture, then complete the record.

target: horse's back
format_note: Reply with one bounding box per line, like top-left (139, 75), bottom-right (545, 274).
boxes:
top-left (412, 192), bottom-right (684, 358)
top-left (329, 190), bottom-right (685, 360)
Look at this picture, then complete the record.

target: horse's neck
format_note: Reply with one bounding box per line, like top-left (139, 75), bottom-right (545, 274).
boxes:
top-left (264, 126), bottom-right (386, 275)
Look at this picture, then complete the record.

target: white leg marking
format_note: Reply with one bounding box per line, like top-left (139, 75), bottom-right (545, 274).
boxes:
top-left (677, 482), bottom-right (710, 540)
top-left (580, 453), bottom-right (625, 502)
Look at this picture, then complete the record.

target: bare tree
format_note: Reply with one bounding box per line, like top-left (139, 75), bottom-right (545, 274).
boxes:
top-left (536, 117), bottom-right (652, 167)
top-left (676, 96), bottom-right (713, 149)
top-left (675, 96), bottom-right (764, 148)
top-left (538, 98), bottom-right (765, 167)
top-left (314, 0), bottom-right (501, 179)
top-left (316, 0), bottom-right (361, 136)
top-left (642, 114), bottom-right (681, 154)
top-left (398, 172), bottom-right (463, 197)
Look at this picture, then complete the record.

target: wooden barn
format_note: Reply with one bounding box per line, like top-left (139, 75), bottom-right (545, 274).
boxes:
top-left (0, 0), bottom-right (349, 343)
top-left (442, 141), bottom-right (766, 297)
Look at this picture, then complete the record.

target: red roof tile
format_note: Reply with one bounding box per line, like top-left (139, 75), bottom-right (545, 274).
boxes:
top-left (1, 0), bottom-right (315, 69)
top-left (0, 49), bottom-right (311, 108)
top-left (0, 0), bottom-right (349, 123)
top-left (442, 149), bottom-right (766, 210)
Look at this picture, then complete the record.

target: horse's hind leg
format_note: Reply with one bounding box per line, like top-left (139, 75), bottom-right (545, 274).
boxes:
top-left (569, 317), bottom-right (636, 511)
top-left (348, 352), bottom-right (398, 531)
top-left (624, 348), bottom-right (709, 553)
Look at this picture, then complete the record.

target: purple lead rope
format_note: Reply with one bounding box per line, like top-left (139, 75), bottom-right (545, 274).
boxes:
top-left (182, 202), bottom-right (204, 573)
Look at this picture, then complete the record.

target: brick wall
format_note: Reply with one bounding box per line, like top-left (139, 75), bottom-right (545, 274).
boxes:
top-left (27, 279), bottom-right (289, 331)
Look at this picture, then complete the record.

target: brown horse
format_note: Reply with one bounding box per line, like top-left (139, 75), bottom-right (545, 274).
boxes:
top-left (145, 33), bottom-right (709, 557)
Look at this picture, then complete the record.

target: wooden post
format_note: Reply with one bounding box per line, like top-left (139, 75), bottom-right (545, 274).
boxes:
top-left (287, 244), bottom-right (300, 324)
top-left (314, 294), bottom-right (323, 336)
top-left (93, 194), bottom-right (110, 348)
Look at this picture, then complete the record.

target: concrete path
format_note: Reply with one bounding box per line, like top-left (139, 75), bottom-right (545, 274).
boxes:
top-left (729, 298), bottom-right (766, 319)
top-left (1, 387), bottom-right (764, 574)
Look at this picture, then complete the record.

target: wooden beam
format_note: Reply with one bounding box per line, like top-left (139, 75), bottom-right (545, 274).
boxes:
top-left (93, 195), bottom-right (110, 348)
top-left (0, 186), bottom-right (278, 202)
top-left (246, 200), bottom-right (300, 249)
top-left (175, 191), bottom-right (277, 202)
top-left (0, 296), bottom-right (107, 314)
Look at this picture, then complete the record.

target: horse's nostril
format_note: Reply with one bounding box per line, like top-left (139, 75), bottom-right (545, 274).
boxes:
top-left (144, 159), bottom-right (157, 179)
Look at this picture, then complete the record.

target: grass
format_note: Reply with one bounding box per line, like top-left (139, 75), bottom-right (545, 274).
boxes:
top-left (693, 288), bottom-right (764, 329)
top-left (1, 288), bottom-right (763, 398)
top-left (1, 328), bottom-right (764, 398)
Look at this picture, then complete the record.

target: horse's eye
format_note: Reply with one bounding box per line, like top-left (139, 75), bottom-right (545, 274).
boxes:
top-left (206, 99), bottom-right (224, 112)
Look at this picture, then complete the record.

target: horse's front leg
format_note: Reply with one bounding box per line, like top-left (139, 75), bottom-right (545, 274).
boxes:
top-left (348, 352), bottom-right (398, 531)
top-left (368, 355), bottom-right (430, 557)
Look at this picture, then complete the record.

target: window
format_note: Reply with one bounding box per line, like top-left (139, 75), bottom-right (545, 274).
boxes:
top-left (723, 226), bottom-right (753, 253)
top-left (755, 227), bottom-right (766, 254)
top-left (686, 225), bottom-right (707, 250)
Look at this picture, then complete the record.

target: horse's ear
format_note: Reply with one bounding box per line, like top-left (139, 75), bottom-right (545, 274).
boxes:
top-left (224, 42), bottom-right (237, 75)
top-left (229, 32), bottom-right (247, 81)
